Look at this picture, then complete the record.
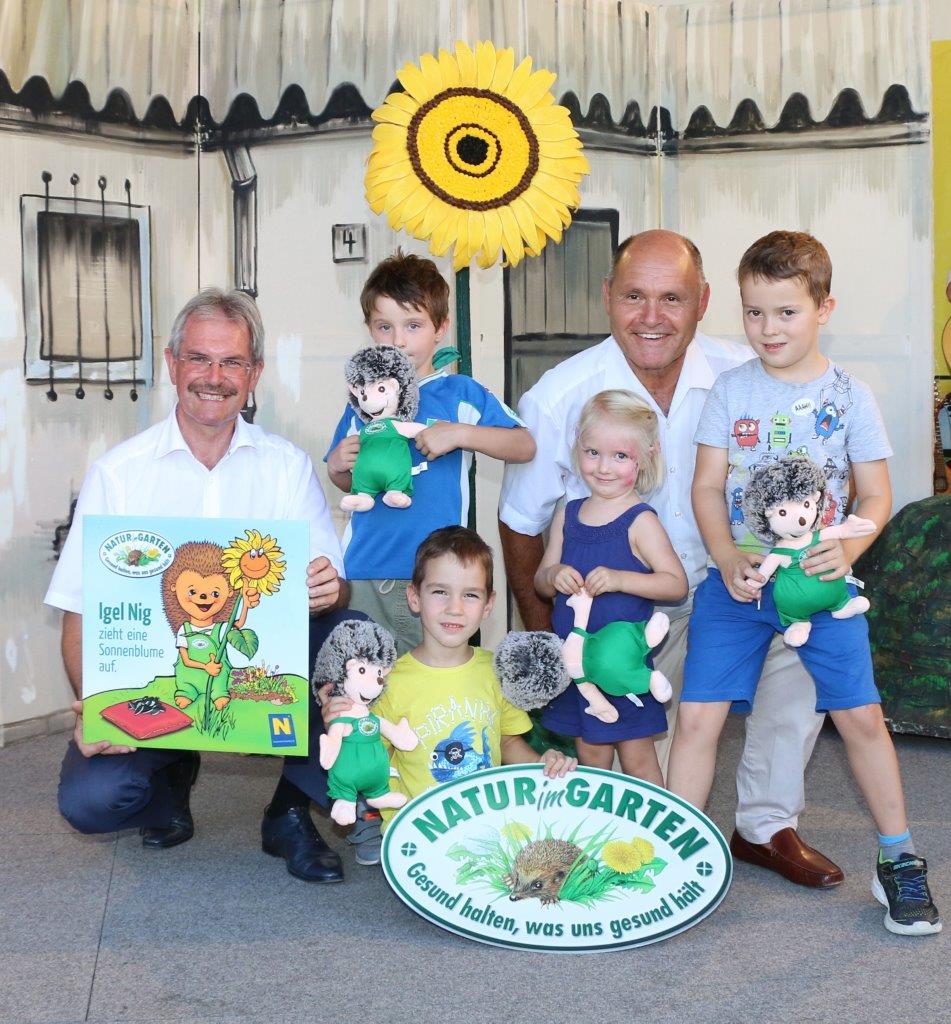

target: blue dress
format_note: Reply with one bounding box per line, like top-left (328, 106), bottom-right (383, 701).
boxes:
top-left (541, 499), bottom-right (668, 743)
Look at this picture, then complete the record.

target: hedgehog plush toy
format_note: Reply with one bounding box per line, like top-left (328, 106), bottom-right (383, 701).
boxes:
top-left (312, 619), bottom-right (418, 825)
top-left (742, 456), bottom-right (876, 648)
top-left (494, 590), bottom-right (673, 724)
top-left (341, 345), bottom-right (425, 513)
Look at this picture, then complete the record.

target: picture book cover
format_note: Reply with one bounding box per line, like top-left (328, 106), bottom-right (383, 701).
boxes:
top-left (81, 515), bottom-right (310, 756)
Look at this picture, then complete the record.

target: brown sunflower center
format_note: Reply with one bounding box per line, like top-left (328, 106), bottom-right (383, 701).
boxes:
top-left (407, 87), bottom-right (539, 211)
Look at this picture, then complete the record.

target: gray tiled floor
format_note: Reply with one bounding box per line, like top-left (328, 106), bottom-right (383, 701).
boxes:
top-left (1, 723), bottom-right (948, 1024)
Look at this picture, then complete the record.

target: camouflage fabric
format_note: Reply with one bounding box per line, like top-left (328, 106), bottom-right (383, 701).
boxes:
top-left (855, 495), bottom-right (951, 738)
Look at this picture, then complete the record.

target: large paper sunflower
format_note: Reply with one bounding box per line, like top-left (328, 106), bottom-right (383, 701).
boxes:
top-left (366, 40), bottom-right (589, 270)
top-left (221, 529), bottom-right (286, 596)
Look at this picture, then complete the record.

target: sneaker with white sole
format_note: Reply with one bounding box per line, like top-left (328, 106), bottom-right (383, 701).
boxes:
top-left (872, 854), bottom-right (942, 935)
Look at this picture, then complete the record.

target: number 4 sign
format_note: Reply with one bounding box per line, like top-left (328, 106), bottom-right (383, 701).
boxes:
top-left (332, 223), bottom-right (367, 263)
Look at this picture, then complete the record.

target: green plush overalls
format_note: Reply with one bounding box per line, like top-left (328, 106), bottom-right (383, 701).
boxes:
top-left (326, 713), bottom-right (392, 802)
top-left (350, 419), bottom-right (413, 499)
top-left (771, 531), bottom-right (851, 627)
top-left (570, 621), bottom-right (652, 697)
top-left (174, 622), bottom-right (231, 703)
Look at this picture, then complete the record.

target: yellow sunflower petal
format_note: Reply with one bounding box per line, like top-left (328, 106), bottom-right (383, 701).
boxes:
top-left (378, 173), bottom-right (422, 215)
top-left (510, 195), bottom-right (543, 251)
top-left (430, 210), bottom-right (459, 255)
top-left (522, 190), bottom-right (563, 242)
top-left (526, 103), bottom-right (574, 125)
top-left (475, 40), bottom-right (497, 89)
top-left (396, 60), bottom-right (434, 104)
top-left (481, 208), bottom-right (503, 263)
top-left (383, 91), bottom-right (421, 116)
top-left (372, 104), bottom-right (412, 127)
top-left (419, 51), bottom-right (445, 97)
top-left (532, 120), bottom-right (580, 143)
top-left (437, 47), bottom-right (461, 88)
top-left (370, 122), bottom-right (407, 146)
top-left (502, 55), bottom-right (534, 102)
top-left (454, 40), bottom-right (477, 85)
top-left (417, 197), bottom-right (449, 241)
top-left (489, 47), bottom-right (516, 94)
top-left (496, 205), bottom-right (525, 265)
top-left (454, 210), bottom-right (471, 263)
top-left (515, 68), bottom-right (557, 110)
top-left (466, 209), bottom-right (486, 257)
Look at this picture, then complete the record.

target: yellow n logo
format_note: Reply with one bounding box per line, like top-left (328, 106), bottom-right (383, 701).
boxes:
top-left (268, 713), bottom-right (297, 747)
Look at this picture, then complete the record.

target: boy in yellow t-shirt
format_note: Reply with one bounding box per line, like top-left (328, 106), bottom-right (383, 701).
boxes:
top-left (321, 526), bottom-right (576, 848)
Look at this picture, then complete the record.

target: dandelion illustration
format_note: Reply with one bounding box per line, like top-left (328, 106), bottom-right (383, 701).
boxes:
top-left (500, 822), bottom-right (533, 844)
top-left (221, 529), bottom-right (286, 596)
top-left (365, 40), bottom-right (589, 270)
top-left (630, 837), bottom-right (655, 866)
top-left (601, 840), bottom-right (643, 875)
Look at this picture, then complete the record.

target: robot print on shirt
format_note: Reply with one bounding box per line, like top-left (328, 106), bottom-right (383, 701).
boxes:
top-left (768, 413), bottom-right (792, 451)
top-left (430, 721), bottom-right (492, 783)
top-left (733, 417), bottom-right (760, 448)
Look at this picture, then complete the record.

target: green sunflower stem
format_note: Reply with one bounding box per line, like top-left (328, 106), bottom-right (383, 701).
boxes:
top-left (203, 592), bottom-right (244, 730)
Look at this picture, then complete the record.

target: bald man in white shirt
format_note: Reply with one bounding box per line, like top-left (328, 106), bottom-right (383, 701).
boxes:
top-left (499, 231), bottom-right (844, 888)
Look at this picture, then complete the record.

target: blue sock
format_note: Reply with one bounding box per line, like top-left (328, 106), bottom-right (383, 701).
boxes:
top-left (878, 829), bottom-right (915, 862)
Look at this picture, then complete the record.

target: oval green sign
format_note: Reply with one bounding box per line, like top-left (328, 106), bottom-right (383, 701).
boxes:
top-left (381, 764), bottom-right (732, 951)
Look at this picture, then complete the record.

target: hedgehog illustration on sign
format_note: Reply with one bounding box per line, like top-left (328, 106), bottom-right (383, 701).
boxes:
top-left (342, 345), bottom-right (425, 513)
top-left (504, 839), bottom-right (585, 905)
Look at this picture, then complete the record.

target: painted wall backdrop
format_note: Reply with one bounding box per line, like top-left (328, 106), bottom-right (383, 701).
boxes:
top-left (0, 0), bottom-right (940, 734)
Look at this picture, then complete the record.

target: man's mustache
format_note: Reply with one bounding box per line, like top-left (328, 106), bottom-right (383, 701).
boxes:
top-left (188, 382), bottom-right (238, 398)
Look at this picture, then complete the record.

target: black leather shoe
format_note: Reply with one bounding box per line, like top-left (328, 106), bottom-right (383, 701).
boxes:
top-left (261, 805), bottom-right (344, 883)
top-left (141, 752), bottom-right (200, 850)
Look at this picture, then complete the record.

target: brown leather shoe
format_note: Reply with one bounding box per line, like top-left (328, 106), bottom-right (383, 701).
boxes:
top-left (730, 828), bottom-right (844, 888)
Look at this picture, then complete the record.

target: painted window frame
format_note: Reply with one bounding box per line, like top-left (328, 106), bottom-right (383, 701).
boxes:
top-left (20, 193), bottom-right (153, 386)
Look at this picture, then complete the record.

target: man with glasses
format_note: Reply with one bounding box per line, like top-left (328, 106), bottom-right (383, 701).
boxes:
top-left (47, 288), bottom-right (351, 883)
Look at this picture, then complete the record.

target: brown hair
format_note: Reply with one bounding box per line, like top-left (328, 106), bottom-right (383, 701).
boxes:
top-left (575, 389), bottom-right (664, 495)
top-left (161, 541), bottom-right (237, 634)
top-left (360, 248), bottom-right (450, 329)
top-left (411, 527), bottom-right (494, 593)
top-left (737, 231), bottom-right (832, 306)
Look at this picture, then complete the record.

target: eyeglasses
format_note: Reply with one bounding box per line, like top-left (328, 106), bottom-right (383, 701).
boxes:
top-left (177, 353), bottom-right (255, 377)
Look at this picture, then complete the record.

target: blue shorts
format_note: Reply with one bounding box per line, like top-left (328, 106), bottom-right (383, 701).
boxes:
top-left (682, 568), bottom-right (880, 714)
top-left (541, 681), bottom-right (668, 744)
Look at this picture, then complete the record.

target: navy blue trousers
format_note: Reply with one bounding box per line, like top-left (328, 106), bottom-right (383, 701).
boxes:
top-left (58, 607), bottom-right (364, 835)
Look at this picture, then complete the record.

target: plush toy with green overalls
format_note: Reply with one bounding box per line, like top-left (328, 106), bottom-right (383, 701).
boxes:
top-left (312, 619), bottom-right (419, 826)
top-left (340, 346), bottom-right (426, 513)
top-left (743, 457), bottom-right (875, 648)
top-left (492, 589), bottom-right (673, 723)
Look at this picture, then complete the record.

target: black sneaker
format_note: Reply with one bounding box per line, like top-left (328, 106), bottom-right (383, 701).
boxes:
top-left (872, 854), bottom-right (942, 935)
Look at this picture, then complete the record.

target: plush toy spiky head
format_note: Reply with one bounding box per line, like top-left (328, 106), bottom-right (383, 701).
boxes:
top-left (742, 456), bottom-right (827, 545)
top-left (311, 618), bottom-right (398, 698)
top-left (345, 345), bottom-right (419, 423)
top-left (493, 631), bottom-right (571, 711)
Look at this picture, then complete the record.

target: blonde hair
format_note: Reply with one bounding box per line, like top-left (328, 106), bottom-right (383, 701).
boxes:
top-left (574, 390), bottom-right (663, 495)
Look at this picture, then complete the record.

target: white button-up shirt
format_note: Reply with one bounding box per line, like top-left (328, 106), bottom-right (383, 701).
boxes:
top-left (46, 406), bottom-right (344, 614)
top-left (498, 333), bottom-right (753, 599)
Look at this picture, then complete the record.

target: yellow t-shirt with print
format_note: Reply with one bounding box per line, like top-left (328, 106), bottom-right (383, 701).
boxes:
top-left (373, 647), bottom-right (532, 828)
